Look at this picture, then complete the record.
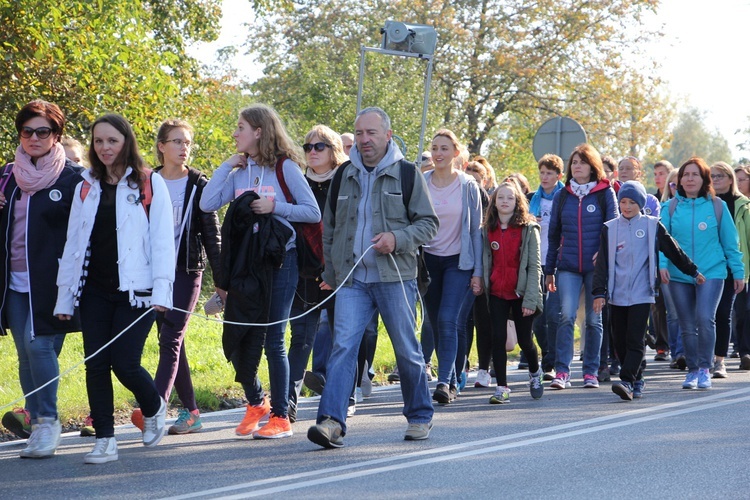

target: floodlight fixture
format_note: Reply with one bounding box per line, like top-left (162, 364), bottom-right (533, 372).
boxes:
top-left (380, 21), bottom-right (437, 56)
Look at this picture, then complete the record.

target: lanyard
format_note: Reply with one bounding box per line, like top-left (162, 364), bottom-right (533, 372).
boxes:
top-left (248, 163), bottom-right (264, 191)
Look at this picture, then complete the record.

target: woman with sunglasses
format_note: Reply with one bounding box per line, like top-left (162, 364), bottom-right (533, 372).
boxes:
top-left (200, 104), bottom-right (320, 438)
top-left (660, 157), bottom-right (743, 390)
top-left (708, 162), bottom-right (750, 378)
top-left (286, 125), bottom-right (346, 422)
top-left (128, 120), bottom-right (222, 436)
top-left (0, 100), bottom-right (83, 458)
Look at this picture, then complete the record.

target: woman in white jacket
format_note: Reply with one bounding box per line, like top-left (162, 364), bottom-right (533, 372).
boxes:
top-left (55, 114), bottom-right (175, 464)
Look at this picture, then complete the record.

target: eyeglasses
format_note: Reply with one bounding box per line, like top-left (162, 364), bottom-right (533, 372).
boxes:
top-left (302, 142), bottom-right (331, 153)
top-left (669, 182), bottom-right (677, 189)
top-left (465, 167), bottom-right (483, 175)
top-left (20, 127), bottom-right (53, 139)
top-left (710, 174), bottom-right (727, 180)
top-left (162, 138), bottom-right (193, 148)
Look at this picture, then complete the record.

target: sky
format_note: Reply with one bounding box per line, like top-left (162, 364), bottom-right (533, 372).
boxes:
top-left (189, 0), bottom-right (750, 159)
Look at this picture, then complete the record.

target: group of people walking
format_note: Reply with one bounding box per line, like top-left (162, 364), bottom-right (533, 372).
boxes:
top-left (2, 99), bottom-right (747, 462)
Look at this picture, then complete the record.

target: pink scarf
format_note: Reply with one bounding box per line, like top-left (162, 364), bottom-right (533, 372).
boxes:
top-left (14, 142), bottom-right (67, 194)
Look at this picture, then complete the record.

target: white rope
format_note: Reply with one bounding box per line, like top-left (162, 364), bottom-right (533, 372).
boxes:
top-left (0, 244), bottom-right (425, 415)
top-left (0, 307), bottom-right (155, 414)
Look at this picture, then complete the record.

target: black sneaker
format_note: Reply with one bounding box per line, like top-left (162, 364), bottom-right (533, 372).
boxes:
top-left (303, 371), bottom-right (326, 396)
top-left (387, 367), bottom-right (400, 383)
top-left (597, 367), bottom-right (611, 382)
top-left (676, 356), bottom-right (687, 371)
top-left (433, 383), bottom-right (451, 404)
top-left (740, 354), bottom-right (750, 371)
top-left (308, 417), bottom-right (344, 449)
top-left (288, 400), bottom-right (297, 424)
top-left (612, 381), bottom-right (633, 401)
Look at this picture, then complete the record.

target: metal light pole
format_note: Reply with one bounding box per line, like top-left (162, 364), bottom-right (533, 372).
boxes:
top-left (356, 21), bottom-right (437, 168)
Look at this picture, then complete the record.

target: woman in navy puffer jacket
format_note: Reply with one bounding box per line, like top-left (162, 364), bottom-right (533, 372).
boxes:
top-left (545, 143), bottom-right (617, 390)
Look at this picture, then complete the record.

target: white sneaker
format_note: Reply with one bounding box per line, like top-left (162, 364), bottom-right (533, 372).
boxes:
top-left (474, 369), bottom-right (492, 388)
top-left (27, 417), bottom-right (61, 458)
top-left (142, 397), bottom-right (166, 447)
top-left (354, 387), bottom-right (364, 404)
top-left (84, 437), bottom-right (118, 464)
top-left (361, 361), bottom-right (373, 398)
top-left (19, 423), bottom-right (41, 458)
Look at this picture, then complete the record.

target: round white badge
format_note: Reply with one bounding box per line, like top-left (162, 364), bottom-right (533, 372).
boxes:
top-left (698, 222), bottom-right (707, 231)
top-left (644, 207), bottom-right (652, 215)
top-left (127, 193), bottom-right (138, 204)
top-left (490, 241), bottom-right (500, 250)
top-left (587, 204), bottom-right (596, 213)
top-left (49, 189), bottom-right (62, 202)
top-left (253, 176), bottom-right (260, 187)
top-left (635, 229), bottom-right (645, 239)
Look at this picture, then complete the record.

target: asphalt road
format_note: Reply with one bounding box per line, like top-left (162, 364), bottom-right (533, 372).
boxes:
top-left (3, 352), bottom-right (749, 499)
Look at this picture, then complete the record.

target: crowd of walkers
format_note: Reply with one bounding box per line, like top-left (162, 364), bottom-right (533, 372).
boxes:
top-left (2, 99), bottom-right (748, 460)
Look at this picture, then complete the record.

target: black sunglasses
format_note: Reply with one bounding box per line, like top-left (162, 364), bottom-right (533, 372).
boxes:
top-left (20, 126), bottom-right (53, 139)
top-left (303, 142), bottom-right (331, 153)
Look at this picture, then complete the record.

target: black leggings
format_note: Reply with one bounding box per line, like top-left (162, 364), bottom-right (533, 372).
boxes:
top-left (489, 295), bottom-right (538, 386)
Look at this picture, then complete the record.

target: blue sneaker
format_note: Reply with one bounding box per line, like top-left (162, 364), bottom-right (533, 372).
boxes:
top-left (683, 371), bottom-right (699, 389)
top-left (633, 379), bottom-right (645, 398)
top-left (458, 371), bottom-right (467, 392)
top-left (697, 368), bottom-right (712, 389)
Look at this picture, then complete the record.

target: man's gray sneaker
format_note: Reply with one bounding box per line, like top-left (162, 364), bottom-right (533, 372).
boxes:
top-left (308, 417), bottom-right (344, 449)
top-left (404, 421), bottom-right (433, 441)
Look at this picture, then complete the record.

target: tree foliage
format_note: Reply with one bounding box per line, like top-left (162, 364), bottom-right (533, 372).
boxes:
top-left (247, 0), bottom-right (673, 173)
top-left (661, 108), bottom-right (733, 167)
top-left (0, 0), bottom-right (241, 172)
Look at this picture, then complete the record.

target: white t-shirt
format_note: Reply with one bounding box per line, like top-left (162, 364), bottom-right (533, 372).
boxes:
top-left (161, 175), bottom-right (189, 248)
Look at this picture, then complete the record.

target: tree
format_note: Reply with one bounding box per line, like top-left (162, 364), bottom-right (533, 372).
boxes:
top-left (661, 108), bottom-right (733, 167)
top-left (0, 0), bottom-right (240, 172)
top-left (247, 0), bottom-right (673, 171)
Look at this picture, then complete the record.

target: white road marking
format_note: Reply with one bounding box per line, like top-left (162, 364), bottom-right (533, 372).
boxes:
top-left (161, 387), bottom-right (750, 499)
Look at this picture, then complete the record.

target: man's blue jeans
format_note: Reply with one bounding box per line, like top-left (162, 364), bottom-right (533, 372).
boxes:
top-left (317, 279), bottom-right (433, 434)
top-left (669, 279), bottom-right (723, 371)
top-left (555, 270), bottom-right (602, 377)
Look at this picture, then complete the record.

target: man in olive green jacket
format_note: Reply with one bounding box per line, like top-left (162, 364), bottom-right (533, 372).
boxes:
top-left (308, 107), bottom-right (438, 449)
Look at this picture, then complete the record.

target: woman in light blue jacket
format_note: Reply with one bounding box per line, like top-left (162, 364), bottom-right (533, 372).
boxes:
top-left (659, 157), bottom-right (744, 390)
top-left (422, 128), bottom-right (483, 404)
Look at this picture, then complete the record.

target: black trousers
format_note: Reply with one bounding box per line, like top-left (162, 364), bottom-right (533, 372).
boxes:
top-left (489, 295), bottom-right (539, 387)
top-left (80, 285), bottom-right (160, 438)
top-left (610, 303), bottom-right (650, 384)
